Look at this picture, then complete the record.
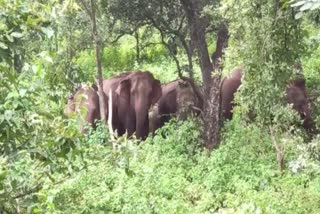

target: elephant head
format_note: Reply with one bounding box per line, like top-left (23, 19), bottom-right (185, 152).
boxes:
top-left (116, 71), bottom-right (162, 139)
top-left (64, 86), bottom-right (101, 133)
top-left (286, 78), bottom-right (314, 131)
top-left (176, 80), bottom-right (202, 120)
top-left (148, 79), bottom-right (203, 135)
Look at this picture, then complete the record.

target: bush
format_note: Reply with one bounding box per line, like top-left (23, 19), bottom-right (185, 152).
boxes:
top-left (24, 118), bottom-right (320, 213)
top-left (0, 64), bottom-right (91, 212)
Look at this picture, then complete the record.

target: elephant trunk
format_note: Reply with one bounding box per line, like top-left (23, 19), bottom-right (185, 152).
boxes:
top-left (134, 97), bottom-right (149, 140)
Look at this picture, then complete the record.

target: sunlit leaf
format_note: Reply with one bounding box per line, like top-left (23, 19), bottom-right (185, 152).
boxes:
top-left (11, 32), bottom-right (23, 38)
top-left (310, 2), bottom-right (320, 10)
top-left (0, 42), bottom-right (8, 49)
top-left (295, 11), bottom-right (304, 19)
top-left (291, 1), bottom-right (307, 7)
top-left (19, 89), bottom-right (27, 97)
top-left (5, 34), bottom-right (14, 42)
top-left (300, 2), bottom-right (313, 11)
top-left (42, 27), bottom-right (54, 39)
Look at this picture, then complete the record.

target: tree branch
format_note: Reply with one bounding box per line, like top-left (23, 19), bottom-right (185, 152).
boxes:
top-left (212, 22), bottom-right (229, 71)
top-left (79, 0), bottom-right (92, 18)
top-left (270, 127), bottom-right (285, 172)
top-left (13, 184), bottom-right (42, 199)
top-left (108, 24), bottom-right (142, 44)
top-left (150, 17), bottom-right (203, 110)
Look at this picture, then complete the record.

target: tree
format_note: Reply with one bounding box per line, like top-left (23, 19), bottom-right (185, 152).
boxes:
top-left (0, 0), bottom-right (53, 73)
top-left (225, 0), bottom-right (306, 125)
top-left (106, 0), bottom-right (227, 149)
top-left (107, 0), bottom-right (197, 78)
top-left (79, 0), bottom-right (107, 122)
top-left (180, 0), bottom-right (228, 150)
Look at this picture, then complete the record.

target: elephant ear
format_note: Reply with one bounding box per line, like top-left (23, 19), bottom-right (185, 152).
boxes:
top-left (116, 78), bottom-right (131, 101)
top-left (151, 79), bottom-right (162, 105)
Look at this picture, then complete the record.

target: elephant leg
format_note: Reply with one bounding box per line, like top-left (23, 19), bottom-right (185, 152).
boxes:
top-left (116, 95), bottom-right (135, 137)
top-left (111, 102), bottom-right (124, 136)
top-left (123, 108), bottom-right (136, 137)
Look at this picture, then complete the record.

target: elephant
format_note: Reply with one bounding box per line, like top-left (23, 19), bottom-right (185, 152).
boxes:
top-left (103, 72), bottom-right (134, 137)
top-left (286, 78), bottom-right (314, 131)
top-left (220, 68), bottom-right (243, 120)
top-left (220, 68), bottom-right (314, 131)
top-left (149, 80), bottom-right (202, 134)
top-left (64, 85), bottom-right (103, 133)
top-left (103, 71), bottom-right (162, 140)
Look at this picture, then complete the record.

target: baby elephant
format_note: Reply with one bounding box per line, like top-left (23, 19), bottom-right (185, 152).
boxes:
top-left (220, 69), bottom-right (314, 131)
top-left (149, 80), bottom-right (202, 135)
top-left (64, 86), bottom-right (103, 133)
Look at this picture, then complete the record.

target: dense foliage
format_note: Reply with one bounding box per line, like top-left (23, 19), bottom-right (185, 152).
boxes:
top-left (1, 0), bottom-right (320, 213)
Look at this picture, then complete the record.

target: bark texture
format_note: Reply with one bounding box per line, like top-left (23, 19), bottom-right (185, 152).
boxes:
top-left (181, 0), bottom-right (229, 150)
top-left (88, 0), bottom-right (107, 122)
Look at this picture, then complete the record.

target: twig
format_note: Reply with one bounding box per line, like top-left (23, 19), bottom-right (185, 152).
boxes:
top-left (270, 127), bottom-right (285, 172)
top-left (13, 184), bottom-right (42, 199)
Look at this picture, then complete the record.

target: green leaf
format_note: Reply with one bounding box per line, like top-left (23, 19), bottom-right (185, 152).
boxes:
top-left (19, 89), bottom-right (27, 97)
top-left (310, 2), bottom-right (320, 10)
top-left (41, 27), bottom-right (54, 39)
top-left (299, 2), bottom-right (313, 11)
top-left (6, 91), bottom-right (19, 100)
top-left (4, 110), bottom-right (14, 121)
top-left (291, 1), bottom-right (307, 7)
top-left (0, 41), bottom-right (8, 49)
top-left (5, 34), bottom-right (14, 42)
top-left (26, 16), bottom-right (42, 26)
top-left (11, 32), bottom-right (23, 38)
top-left (295, 11), bottom-right (304, 19)
top-left (0, 114), bottom-right (4, 124)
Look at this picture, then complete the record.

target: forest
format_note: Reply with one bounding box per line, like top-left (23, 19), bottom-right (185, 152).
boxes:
top-left (1, 0), bottom-right (320, 213)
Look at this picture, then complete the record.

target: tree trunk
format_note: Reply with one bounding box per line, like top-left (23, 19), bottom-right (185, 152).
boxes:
top-left (89, 0), bottom-right (107, 123)
top-left (181, 0), bottom-right (212, 87)
top-left (208, 22), bottom-right (229, 150)
top-left (181, 0), bottom-right (228, 151)
top-left (212, 23), bottom-right (229, 70)
top-left (180, 36), bottom-right (194, 79)
top-left (134, 31), bottom-right (141, 64)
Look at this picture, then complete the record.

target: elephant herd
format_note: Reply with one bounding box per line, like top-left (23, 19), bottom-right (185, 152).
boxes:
top-left (65, 69), bottom-right (314, 139)
top-left (220, 68), bottom-right (314, 130)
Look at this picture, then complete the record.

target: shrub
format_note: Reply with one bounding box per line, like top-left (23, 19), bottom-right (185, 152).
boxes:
top-left (29, 118), bottom-right (320, 213)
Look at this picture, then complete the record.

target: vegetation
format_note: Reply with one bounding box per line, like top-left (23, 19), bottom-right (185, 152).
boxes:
top-left (1, 0), bottom-right (320, 213)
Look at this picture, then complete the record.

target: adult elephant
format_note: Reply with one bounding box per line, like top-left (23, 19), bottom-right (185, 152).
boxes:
top-left (220, 68), bottom-right (242, 120)
top-left (64, 85), bottom-right (104, 133)
top-left (103, 71), bottom-right (162, 139)
top-left (103, 72), bottom-right (132, 137)
top-left (220, 68), bottom-right (314, 131)
top-left (149, 80), bottom-right (202, 134)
